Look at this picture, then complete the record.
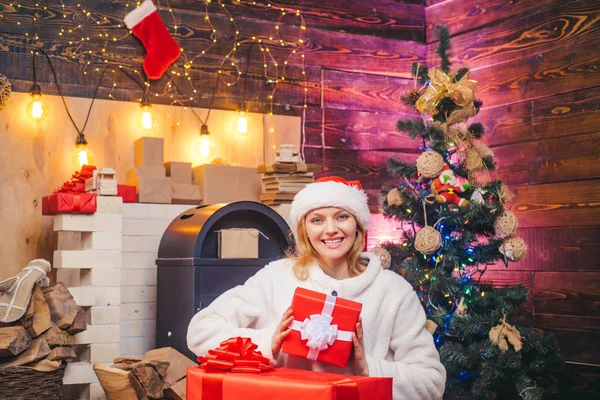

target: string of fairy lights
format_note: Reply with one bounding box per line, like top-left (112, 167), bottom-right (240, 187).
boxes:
top-left (1, 0), bottom-right (310, 163)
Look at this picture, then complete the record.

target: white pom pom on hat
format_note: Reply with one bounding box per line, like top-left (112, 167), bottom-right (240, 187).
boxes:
top-left (290, 176), bottom-right (370, 233)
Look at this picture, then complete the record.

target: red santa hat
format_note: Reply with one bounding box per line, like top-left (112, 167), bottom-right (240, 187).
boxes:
top-left (290, 176), bottom-right (370, 233)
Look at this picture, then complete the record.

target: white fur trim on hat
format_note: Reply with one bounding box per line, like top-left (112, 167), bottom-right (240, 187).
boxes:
top-left (290, 181), bottom-right (370, 233)
top-left (124, 0), bottom-right (157, 29)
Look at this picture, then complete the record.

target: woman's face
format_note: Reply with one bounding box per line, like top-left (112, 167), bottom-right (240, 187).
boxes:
top-left (304, 207), bottom-right (357, 263)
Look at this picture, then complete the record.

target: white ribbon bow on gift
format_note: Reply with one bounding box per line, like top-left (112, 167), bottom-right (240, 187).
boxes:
top-left (289, 293), bottom-right (354, 361)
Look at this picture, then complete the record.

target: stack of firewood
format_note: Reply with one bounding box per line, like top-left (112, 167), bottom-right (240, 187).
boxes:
top-left (0, 282), bottom-right (85, 370)
top-left (94, 347), bottom-right (197, 400)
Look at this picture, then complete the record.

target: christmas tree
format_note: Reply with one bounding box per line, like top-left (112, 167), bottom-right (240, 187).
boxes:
top-left (378, 26), bottom-right (562, 399)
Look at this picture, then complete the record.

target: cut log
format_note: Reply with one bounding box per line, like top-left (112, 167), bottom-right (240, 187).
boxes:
top-left (111, 361), bottom-right (165, 399)
top-left (93, 363), bottom-right (148, 400)
top-left (0, 336), bottom-right (51, 369)
top-left (164, 378), bottom-right (187, 400)
top-left (0, 326), bottom-right (31, 357)
top-left (46, 346), bottom-right (77, 362)
top-left (113, 357), bottom-right (142, 365)
top-left (66, 306), bottom-right (87, 335)
top-left (143, 347), bottom-right (198, 386)
top-left (144, 359), bottom-right (170, 379)
top-left (22, 358), bottom-right (62, 372)
top-left (22, 284), bottom-right (52, 338)
top-left (130, 363), bottom-right (164, 399)
top-left (42, 283), bottom-right (79, 329)
top-left (42, 322), bottom-right (74, 347)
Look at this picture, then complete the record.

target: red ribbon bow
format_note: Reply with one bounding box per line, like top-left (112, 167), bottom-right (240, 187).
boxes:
top-left (56, 165), bottom-right (96, 193)
top-left (197, 337), bottom-right (275, 373)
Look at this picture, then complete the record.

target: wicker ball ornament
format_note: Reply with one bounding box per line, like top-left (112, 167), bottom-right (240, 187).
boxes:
top-left (0, 73), bottom-right (11, 110)
top-left (494, 210), bottom-right (518, 238)
top-left (416, 151), bottom-right (445, 178)
top-left (370, 246), bottom-right (392, 269)
top-left (499, 237), bottom-right (528, 262)
top-left (414, 226), bottom-right (442, 255)
top-left (386, 188), bottom-right (403, 207)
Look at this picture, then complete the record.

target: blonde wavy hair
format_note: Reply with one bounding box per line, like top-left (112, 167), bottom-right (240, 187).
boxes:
top-left (287, 214), bottom-right (367, 281)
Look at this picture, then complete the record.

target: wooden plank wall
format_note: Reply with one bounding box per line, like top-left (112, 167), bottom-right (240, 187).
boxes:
top-left (425, 0), bottom-right (600, 396)
top-left (0, 0), bottom-right (426, 275)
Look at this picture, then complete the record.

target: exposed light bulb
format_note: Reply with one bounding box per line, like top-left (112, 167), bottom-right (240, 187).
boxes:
top-left (236, 111), bottom-right (248, 135)
top-left (26, 85), bottom-right (49, 121)
top-left (77, 145), bottom-right (91, 167)
top-left (137, 100), bottom-right (155, 130)
top-left (196, 124), bottom-right (212, 159)
top-left (74, 133), bottom-right (94, 168)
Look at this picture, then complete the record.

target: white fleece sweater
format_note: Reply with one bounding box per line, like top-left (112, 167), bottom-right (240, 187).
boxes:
top-left (187, 252), bottom-right (446, 400)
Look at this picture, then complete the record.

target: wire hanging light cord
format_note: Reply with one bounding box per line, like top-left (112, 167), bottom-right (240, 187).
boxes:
top-left (37, 48), bottom-right (107, 136)
top-left (31, 49), bottom-right (37, 86)
top-left (172, 68), bottom-right (222, 126)
top-left (240, 42), bottom-right (255, 112)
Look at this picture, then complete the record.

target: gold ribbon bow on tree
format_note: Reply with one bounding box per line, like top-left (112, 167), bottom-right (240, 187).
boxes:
top-left (416, 68), bottom-right (478, 115)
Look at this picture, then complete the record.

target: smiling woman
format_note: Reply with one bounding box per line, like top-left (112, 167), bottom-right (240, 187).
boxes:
top-left (187, 176), bottom-right (447, 400)
top-left (305, 207), bottom-right (359, 278)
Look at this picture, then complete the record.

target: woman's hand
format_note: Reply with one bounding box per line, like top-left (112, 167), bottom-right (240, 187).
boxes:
top-left (353, 317), bottom-right (369, 376)
top-left (272, 306), bottom-right (294, 359)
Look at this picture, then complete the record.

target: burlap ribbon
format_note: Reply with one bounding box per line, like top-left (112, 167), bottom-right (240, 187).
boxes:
top-left (416, 68), bottom-right (478, 115)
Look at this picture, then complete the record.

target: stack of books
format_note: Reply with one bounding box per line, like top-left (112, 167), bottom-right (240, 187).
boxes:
top-left (257, 162), bottom-right (320, 205)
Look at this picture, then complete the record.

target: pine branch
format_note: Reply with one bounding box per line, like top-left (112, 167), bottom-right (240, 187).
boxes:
top-left (468, 123), bottom-right (485, 139)
top-left (396, 118), bottom-right (426, 139)
top-left (387, 158), bottom-right (418, 178)
top-left (435, 25), bottom-right (452, 73)
top-left (411, 61), bottom-right (429, 84)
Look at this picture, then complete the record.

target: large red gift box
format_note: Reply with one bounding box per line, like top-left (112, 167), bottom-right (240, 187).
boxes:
top-left (282, 287), bottom-right (362, 368)
top-left (42, 192), bottom-right (97, 215)
top-left (187, 366), bottom-right (392, 400)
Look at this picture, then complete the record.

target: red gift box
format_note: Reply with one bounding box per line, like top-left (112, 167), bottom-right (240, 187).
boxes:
top-left (42, 165), bottom-right (98, 215)
top-left (282, 287), bottom-right (362, 368)
top-left (42, 192), bottom-right (97, 215)
top-left (187, 366), bottom-right (392, 400)
top-left (117, 184), bottom-right (136, 203)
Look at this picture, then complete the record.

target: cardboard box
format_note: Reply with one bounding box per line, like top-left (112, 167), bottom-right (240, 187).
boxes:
top-left (126, 166), bottom-right (166, 181)
top-left (217, 228), bottom-right (260, 258)
top-left (134, 137), bottom-right (164, 167)
top-left (85, 168), bottom-right (118, 196)
top-left (165, 161), bottom-right (192, 184)
top-left (192, 164), bottom-right (261, 205)
top-left (127, 176), bottom-right (172, 204)
top-left (171, 183), bottom-right (201, 205)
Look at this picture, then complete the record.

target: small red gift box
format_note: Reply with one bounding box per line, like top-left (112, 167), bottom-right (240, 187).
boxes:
top-left (42, 192), bottom-right (97, 215)
top-left (187, 366), bottom-right (392, 400)
top-left (117, 184), bottom-right (136, 203)
top-left (282, 287), bottom-right (362, 368)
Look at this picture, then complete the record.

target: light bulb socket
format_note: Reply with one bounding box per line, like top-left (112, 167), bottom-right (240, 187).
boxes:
top-left (200, 124), bottom-right (210, 136)
top-left (29, 84), bottom-right (42, 97)
top-left (141, 98), bottom-right (151, 109)
top-left (76, 133), bottom-right (88, 146)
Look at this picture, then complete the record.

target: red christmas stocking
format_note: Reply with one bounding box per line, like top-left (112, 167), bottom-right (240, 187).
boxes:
top-left (124, 0), bottom-right (181, 80)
